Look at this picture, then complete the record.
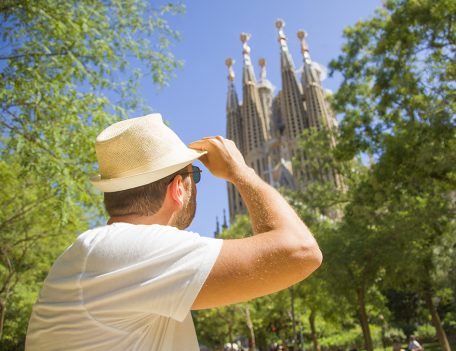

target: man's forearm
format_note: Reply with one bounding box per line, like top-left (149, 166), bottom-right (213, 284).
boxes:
top-left (232, 166), bottom-right (309, 236)
top-left (188, 136), bottom-right (313, 240)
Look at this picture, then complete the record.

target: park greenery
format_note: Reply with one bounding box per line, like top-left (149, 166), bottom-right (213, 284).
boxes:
top-left (0, 0), bottom-right (454, 350)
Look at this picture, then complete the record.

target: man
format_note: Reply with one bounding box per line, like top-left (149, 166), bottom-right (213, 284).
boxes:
top-left (408, 336), bottom-right (424, 351)
top-left (26, 114), bottom-right (322, 350)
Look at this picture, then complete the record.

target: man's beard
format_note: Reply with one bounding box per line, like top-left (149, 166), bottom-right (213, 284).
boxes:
top-left (172, 182), bottom-right (196, 230)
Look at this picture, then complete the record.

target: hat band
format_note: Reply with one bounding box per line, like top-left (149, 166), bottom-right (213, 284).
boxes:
top-left (99, 148), bottom-right (200, 180)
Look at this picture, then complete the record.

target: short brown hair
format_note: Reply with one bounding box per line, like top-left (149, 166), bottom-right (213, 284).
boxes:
top-left (104, 166), bottom-right (190, 217)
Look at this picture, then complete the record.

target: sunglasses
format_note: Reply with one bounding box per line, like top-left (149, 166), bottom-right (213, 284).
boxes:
top-left (177, 165), bottom-right (202, 184)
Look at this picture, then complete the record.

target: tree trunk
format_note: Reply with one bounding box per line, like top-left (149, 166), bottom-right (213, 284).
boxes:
top-left (0, 298), bottom-right (5, 339)
top-left (356, 288), bottom-right (374, 351)
top-left (244, 304), bottom-right (256, 351)
top-left (425, 291), bottom-right (452, 351)
top-left (289, 287), bottom-right (298, 350)
top-left (228, 321), bottom-right (234, 347)
top-left (309, 309), bottom-right (321, 351)
top-left (229, 319), bottom-right (234, 346)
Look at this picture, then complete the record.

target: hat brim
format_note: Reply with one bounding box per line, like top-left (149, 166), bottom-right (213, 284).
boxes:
top-left (90, 149), bottom-right (207, 192)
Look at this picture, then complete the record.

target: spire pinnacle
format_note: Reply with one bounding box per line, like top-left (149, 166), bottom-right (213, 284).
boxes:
top-left (275, 18), bottom-right (285, 30)
top-left (225, 57), bottom-right (235, 81)
top-left (258, 58), bottom-right (267, 80)
top-left (240, 33), bottom-right (252, 65)
top-left (297, 30), bottom-right (311, 62)
top-left (240, 32), bottom-right (251, 44)
top-left (275, 19), bottom-right (288, 50)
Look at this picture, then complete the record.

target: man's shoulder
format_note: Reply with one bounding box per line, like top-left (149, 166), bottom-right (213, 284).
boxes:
top-left (84, 223), bottom-right (217, 259)
top-left (82, 223), bottom-right (221, 274)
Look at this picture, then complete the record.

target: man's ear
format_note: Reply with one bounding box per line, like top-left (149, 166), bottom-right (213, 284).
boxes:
top-left (167, 175), bottom-right (185, 208)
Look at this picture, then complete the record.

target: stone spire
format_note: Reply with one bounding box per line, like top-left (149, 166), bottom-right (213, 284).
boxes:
top-left (297, 30), bottom-right (332, 130)
top-left (297, 30), bottom-right (344, 192)
top-left (240, 32), bottom-right (268, 154)
top-left (225, 58), bottom-right (245, 220)
top-left (222, 209), bottom-right (228, 230)
top-left (225, 57), bottom-right (243, 150)
top-left (275, 19), bottom-right (308, 140)
top-left (214, 216), bottom-right (220, 237)
top-left (257, 58), bottom-right (273, 144)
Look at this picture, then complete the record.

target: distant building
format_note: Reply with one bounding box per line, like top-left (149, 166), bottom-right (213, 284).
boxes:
top-left (214, 210), bottom-right (228, 238)
top-left (225, 19), bottom-right (344, 223)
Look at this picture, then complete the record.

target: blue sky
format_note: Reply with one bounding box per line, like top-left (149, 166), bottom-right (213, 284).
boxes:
top-left (141, 0), bottom-right (382, 237)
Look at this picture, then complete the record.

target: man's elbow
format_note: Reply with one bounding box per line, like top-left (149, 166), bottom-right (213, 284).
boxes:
top-left (295, 239), bottom-right (323, 278)
top-left (311, 244), bottom-right (323, 269)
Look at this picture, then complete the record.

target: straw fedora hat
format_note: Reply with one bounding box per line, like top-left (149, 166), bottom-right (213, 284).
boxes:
top-left (90, 113), bottom-right (206, 192)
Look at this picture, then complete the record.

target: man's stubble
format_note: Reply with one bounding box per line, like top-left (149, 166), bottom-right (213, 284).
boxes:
top-left (172, 179), bottom-right (196, 230)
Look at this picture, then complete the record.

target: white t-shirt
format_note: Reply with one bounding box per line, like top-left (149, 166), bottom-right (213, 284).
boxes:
top-left (409, 340), bottom-right (422, 350)
top-left (25, 223), bottom-right (223, 351)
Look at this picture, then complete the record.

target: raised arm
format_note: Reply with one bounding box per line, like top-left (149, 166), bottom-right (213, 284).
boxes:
top-left (189, 136), bottom-right (322, 310)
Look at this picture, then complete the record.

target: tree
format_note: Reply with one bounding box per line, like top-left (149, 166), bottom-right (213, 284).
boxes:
top-left (330, 0), bottom-right (456, 350)
top-left (286, 189), bottom-right (353, 351)
top-left (0, 1), bottom-right (183, 347)
top-left (292, 125), bottom-right (388, 351)
top-left (324, 178), bottom-right (393, 351)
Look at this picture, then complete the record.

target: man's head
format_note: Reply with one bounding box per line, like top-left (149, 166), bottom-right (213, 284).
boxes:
top-left (91, 114), bottom-right (206, 228)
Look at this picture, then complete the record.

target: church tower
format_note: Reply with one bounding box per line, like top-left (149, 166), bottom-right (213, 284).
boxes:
top-left (275, 19), bottom-right (310, 185)
top-left (225, 20), bottom-right (343, 223)
top-left (275, 19), bottom-right (308, 142)
top-left (239, 33), bottom-right (271, 184)
top-left (297, 30), bottom-right (345, 191)
top-left (225, 58), bottom-right (245, 220)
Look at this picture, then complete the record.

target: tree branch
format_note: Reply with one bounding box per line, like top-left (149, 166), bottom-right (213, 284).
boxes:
top-left (0, 114), bottom-right (62, 162)
top-left (0, 192), bottom-right (56, 231)
top-left (0, 50), bottom-right (71, 61)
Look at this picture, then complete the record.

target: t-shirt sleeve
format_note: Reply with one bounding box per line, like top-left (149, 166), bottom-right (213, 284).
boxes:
top-left (82, 224), bottom-right (223, 323)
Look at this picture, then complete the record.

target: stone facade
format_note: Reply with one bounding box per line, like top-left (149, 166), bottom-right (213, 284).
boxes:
top-left (225, 20), bottom-right (343, 223)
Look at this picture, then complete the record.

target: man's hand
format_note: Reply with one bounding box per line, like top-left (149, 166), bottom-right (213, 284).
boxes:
top-left (188, 137), bottom-right (248, 183)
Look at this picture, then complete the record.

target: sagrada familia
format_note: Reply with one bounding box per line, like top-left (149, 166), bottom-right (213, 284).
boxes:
top-left (223, 19), bottom-right (344, 226)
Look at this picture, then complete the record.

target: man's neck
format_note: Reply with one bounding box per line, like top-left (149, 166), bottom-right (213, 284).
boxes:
top-left (107, 193), bottom-right (180, 227)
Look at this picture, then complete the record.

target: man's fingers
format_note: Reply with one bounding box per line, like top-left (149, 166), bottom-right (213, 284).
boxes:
top-left (189, 137), bottom-right (225, 151)
top-left (188, 136), bottom-right (244, 182)
top-left (188, 139), bottom-right (209, 151)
